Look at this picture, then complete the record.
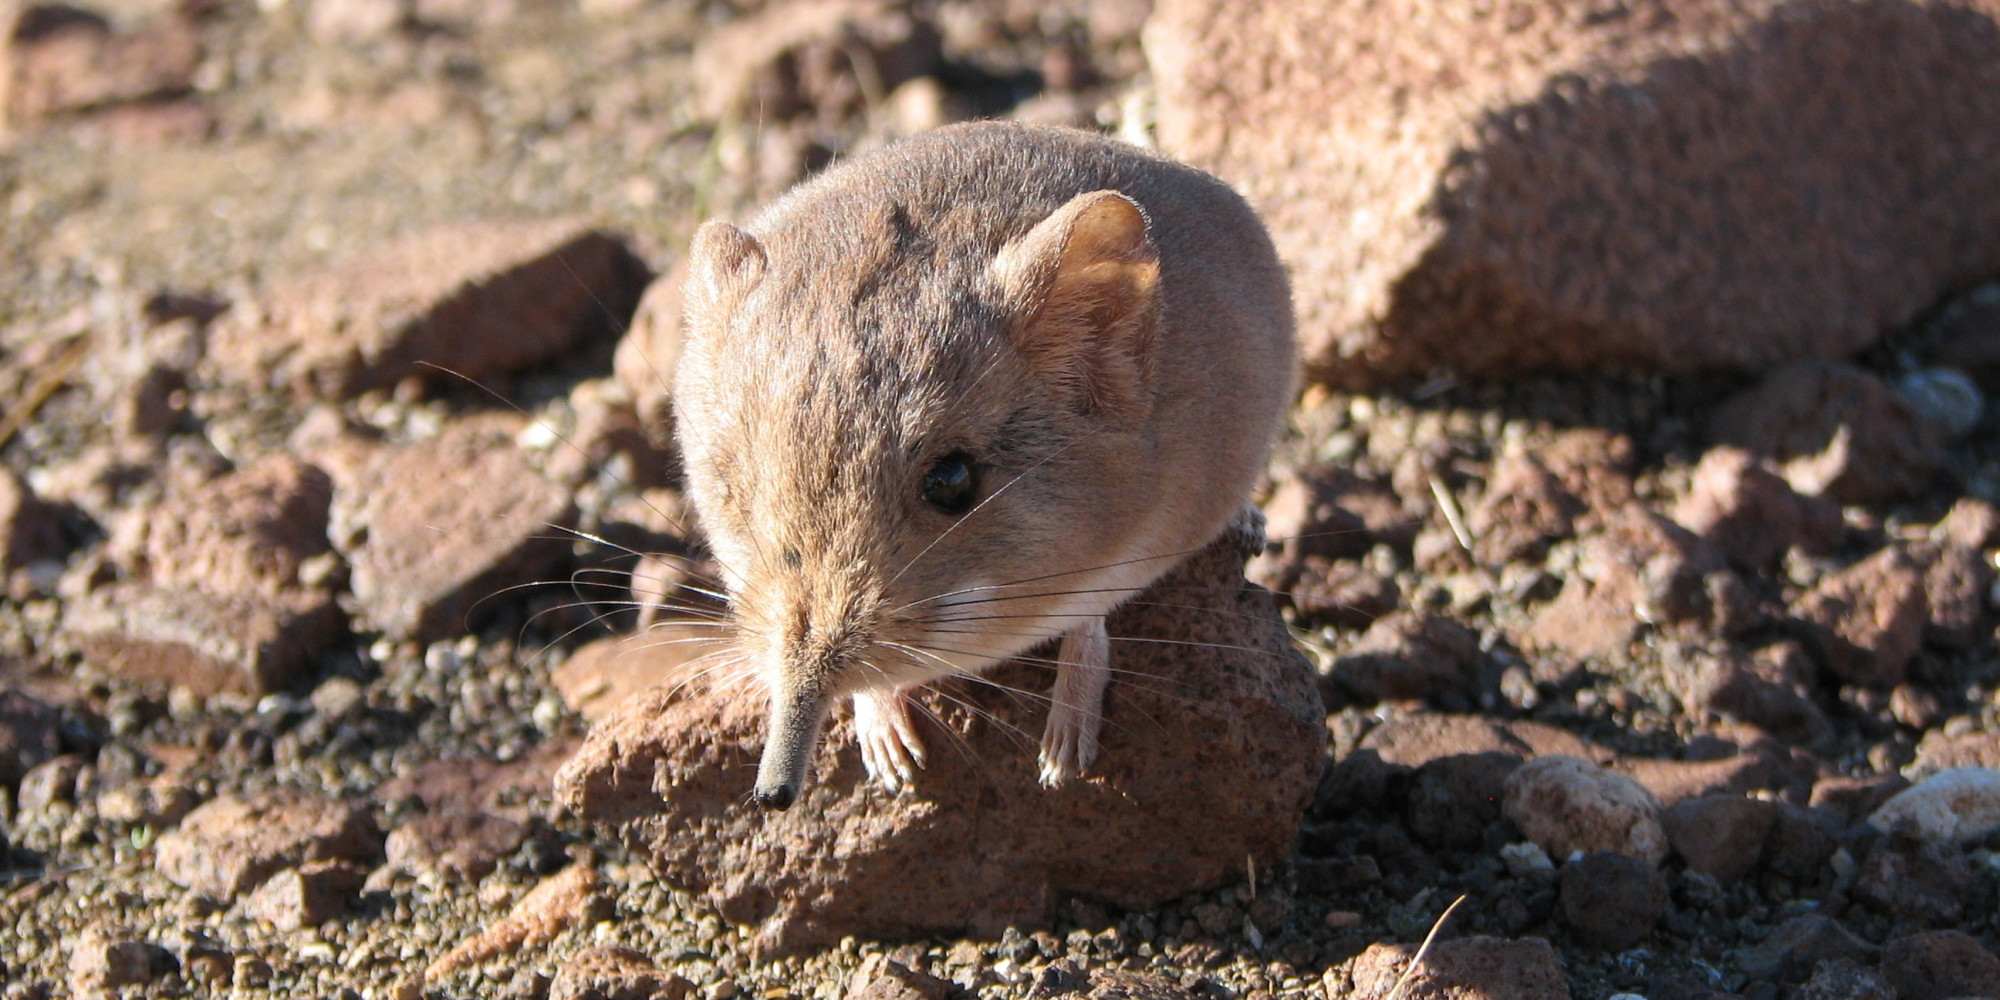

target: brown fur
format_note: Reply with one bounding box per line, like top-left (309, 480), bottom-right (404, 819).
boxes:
top-left (672, 122), bottom-right (1295, 802)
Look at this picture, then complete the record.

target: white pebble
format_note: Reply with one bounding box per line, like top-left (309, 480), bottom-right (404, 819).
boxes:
top-left (1499, 841), bottom-right (1555, 876)
top-left (1868, 766), bottom-right (2000, 843)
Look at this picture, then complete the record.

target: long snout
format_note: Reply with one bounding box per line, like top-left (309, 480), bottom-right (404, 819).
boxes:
top-left (754, 683), bottom-right (829, 810)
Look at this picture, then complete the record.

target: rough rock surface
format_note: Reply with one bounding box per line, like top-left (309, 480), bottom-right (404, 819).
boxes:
top-left (1713, 363), bottom-right (1943, 504)
top-left (1149, 0), bottom-right (2000, 387)
top-left (334, 416), bottom-right (576, 641)
top-left (154, 792), bottom-right (383, 900)
top-left (551, 627), bottom-right (724, 724)
top-left (208, 217), bottom-right (650, 399)
top-left (557, 538), bottom-right (1324, 953)
top-left (1661, 794), bottom-right (1776, 883)
top-left (1790, 545), bottom-right (1929, 689)
top-left (1868, 767), bottom-right (2000, 844)
top-left (548, 944), bottom-right (694, 1000)
top-left (1559, 851), bottom-right (1665, 951)
top-left (1671, 447), bottom-right (1839, 571)
top-left (1327, 611), bottom-right (1480, 706)
top-left (62, 582), bottom-right (344, 696)
top-left (381, 810), bottom-right (526, 883)
top-left (0, 686), bottom-right (62, 789)
top-left (1882, 930), bottom-right (2000, 1000)
top-left (107, 454), bottom-right (334, 600)
top-left (0, 466), bottom-right (66, 574)
top-left (1347, 936), bottom-right (1570, 1000)
top-left (238, 859), bottom-right (369, 931)
top-left (1502, 754), bottom-right (1668, 864)
top-left (2, 4), bottom-right (201, 128)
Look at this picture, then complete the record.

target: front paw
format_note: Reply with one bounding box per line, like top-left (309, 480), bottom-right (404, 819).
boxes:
top-left (854, 688), bottom-right (927, 793)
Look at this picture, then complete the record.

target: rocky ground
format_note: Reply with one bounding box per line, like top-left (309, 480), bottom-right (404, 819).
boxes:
top-left (8, 1), bottom-right (2000, 999)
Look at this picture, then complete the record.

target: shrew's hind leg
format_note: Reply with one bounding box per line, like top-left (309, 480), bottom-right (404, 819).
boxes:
top-left (1039, 616), bottom-right (1110, 787)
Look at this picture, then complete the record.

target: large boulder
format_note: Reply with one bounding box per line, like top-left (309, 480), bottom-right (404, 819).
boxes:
top-left (1148, 0), bottom-right (2000, 387)
top-left (556, 537), bottom-right (1325, 955)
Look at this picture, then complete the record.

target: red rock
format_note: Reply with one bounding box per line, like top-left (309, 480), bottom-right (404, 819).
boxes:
top-left (426, 864), bottom-right (611, 981)
top-left (1668, 641), bottom-right (1828, 745)
top-left (69, 94), bottom-right (211, 147)
top-left (97, 772), bottom-right (199, 827)
top-left (1662, 795), bottom-right (1776, 882)
top-left (549, 945), bottom-right (693, 1000)
top-left (1671, 447), bottom-right (1840, 570)
top-left (62, 582), bottom-right (343, 696)
top-left (154, 792), bottom-right (383, 900)
top-left (691, 0), bottom-right (941, 127)
top-left (1916, 730), bottom-right (2000, 774)
top-left (304, 0), bottom-right (407, 41)
top-left (1713, 363), bottom-right (1941, 504)
top-left (1882, 930), bottom-right (2000, 1000)
top-left (67, 926), bottom-right (173, 994)
top-left (1911, 541), bottom-right (1994, 648)
top-left (1791, 545), bottom-right (1929, 689)
top-left (1348, 936), bottom-right (1569, 1000)
top-left (844, 955), bottom-right (956, 1000)
top-left (1150, 0), bottom-right (2000, 388)
top-left (1358, 714), bottom-right (1601, 768)
top-left (555, 538), bottom-right (1325, 954)
top-left (0, 468), bottom-right (65, 575)
top-left (1853, 833), bottom-right (1969, 926)
top-left (551, 628), bottom-right (726, 724)
top-left (1809, 774), bottom-right (1910, 828)
top-left (238, 859), bottom-right (368, 931)
top-left (1405, 751), bottom-right (1519, 852)
top-left (1329, 611), bottom-right (1479, 706)
top-left (2, 5), bottom-right (199, 126)
top-left (0, 686), bottom-right (62, 789)
top-left (1936, 496), bottom-right (2000, 551)
top-left (1760, 802), bottom-right (1837, 880)
top-left (1503, 754), bottom-right (1667, 864)
top-left (613, 256), bottom-right (687, 444)
top-left (109, 455), bottom-right (334, 601)
top-left (371, 737), bottom-right (577, 824)
top-left (334, 417), bottom-right (576, 641)
top-left (15, 753), bottom-right (84, 818)
top-left (1275, 556), bottom-right (1400, 631)
top-left (1261, 467), bottom-right (1384, 562)
top-left (1467, 445), bottom-right (1583, 564)
top-left (1560, 851), bottom-right (1665, 951)
top-left (382, 811), bottom-right (525, 883)
top-left (208, 218), bottom-right (650, 400)
top-left (1617, 747), bottom-right (1807, 807)
top-left (1525, 509), bottom-right (1723, 661)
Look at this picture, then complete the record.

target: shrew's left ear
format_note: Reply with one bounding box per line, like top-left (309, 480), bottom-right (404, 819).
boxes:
top-left (990, 190), bottom-right (1161, 420)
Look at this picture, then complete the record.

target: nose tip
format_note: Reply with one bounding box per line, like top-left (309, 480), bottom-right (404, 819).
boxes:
top-left (754, 783), bottom-right (797, 811)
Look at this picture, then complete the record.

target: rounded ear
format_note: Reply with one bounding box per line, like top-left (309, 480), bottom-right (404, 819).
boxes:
top-left (683, 221), bottom-right (768, 341)
top-left (990, 191), bottom-right (1161, 419)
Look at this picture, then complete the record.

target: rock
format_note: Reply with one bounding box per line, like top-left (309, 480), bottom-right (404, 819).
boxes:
top-left (1853, 832), bottom-right (1970, 926)
top-left (304, 0), bottom-right (409, 42)
top-left (1559, 851), bottom-right (1665, 951)
top-left (1328, 611), bottom-right (1480, 706)
top-left (63, 582), bottom-right (344, 696)
top-left (370, 737), bottom-right (577, 824)
top-left (427, 864), bottom-right (611, 981)
top-left (1359, 714), bottom-right (1601, 768)
top-left (1790, 961), bottom-right (1895, 1000)
top-left (1661, 795), bottom-right (1776, 883)
top-left (1760, 802), bottom-right (1838, 881)
top-left (1278, 556), bottom-right (1401, 630)
top-left (1938, 496), bottom-right (2000, 550)
top-left (238, 859), bottom-right (368, 931)
top-left (1259, 467), bottom-right (1390, 562)
top-left (0, 467), bottom-right (66, 575)
top-left (96, 772), bottom-right (199, 827)
top-left (15, 753), bottom-right (84, 818)
top-left (1502, 754), bottom-right (1668, 865)
top-left (0, 686), bottom-right (62, 789)
top-left (208, 218), bottom-right (650, 400)
top-left (107, 455), bottom-right (335, 601)
top-left (547, 944), bottom-right (693, 1000)
top-left (1671, 447), bottom-right (1840, 571)
top-left (551, 628), bottom-right (725, 724)
top-left (1792, 545), bottom-right (1929, 689)
top-left (1466, 444), bottom-right (1584, 564)
top-left (1810, 774), bottom-right (1910, 828)
top-left (1912, 541), bottom-right (1995, 648)
top-left (1713, 363), bottom-right (1941, 504)
top-left (556, 537), bottom-right (1325, 954)
top-left (2, 4), bottom-right (200, 127)
top-left (1914, 731), bottom-right (2000, 775)
top-left (1668, 641), bottom-right (1828, 745)
top-left (691, 0), bottom-right (941, 127)
top-left (1868, 767), bottom-right (2000, 844)
top-left (382, 811), bottom-right (526, 883)
top-left (613, 257), bottom-right (687, 445)
top-left (843, 955), bottom-right (957, 1000)
top-left (67, 926), bottom-right (174, 994)
top-left (1151, 0), bottom-right (2000, 388)
top-left (334, 416), bottom-right (577, 642)
top-left (1739, 915), bottom-right (1881, 983)
top-left (1348, 936), bottom-right (1569, 1000)
top-left (154, 792), bottom-right (383, 900)
top-left (1405, 751), bottom-right (1520, 853)
top-left (1882, 930), bottom-right (2000, 1000)
top-left (1895, 367), bottom-right (1986, 439)
top-left (1524, 510), bottom-right (1723, 661)
top-left (1617, 747), bottom-right (1808, 808)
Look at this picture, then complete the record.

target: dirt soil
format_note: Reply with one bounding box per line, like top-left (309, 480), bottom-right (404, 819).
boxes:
top-left (7, 1), bottom-right (2000, 999)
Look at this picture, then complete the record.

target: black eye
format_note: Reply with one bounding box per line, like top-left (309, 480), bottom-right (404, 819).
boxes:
top-left (921, 452), bottom-right (977, 515)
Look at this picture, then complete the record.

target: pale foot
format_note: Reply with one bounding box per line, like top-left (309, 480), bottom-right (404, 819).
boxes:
top-left (854, 687), bottom-right (927, 792)
top-left (1039, 616), bottom-right (1111, 786)
top-left (1223, 500), bottom-right (1269, 557)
